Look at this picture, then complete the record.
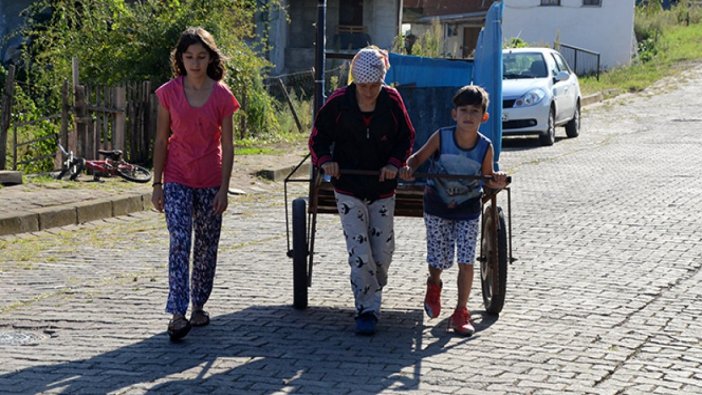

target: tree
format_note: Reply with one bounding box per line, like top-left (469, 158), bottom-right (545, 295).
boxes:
top-left (17, 0), bottom-right (282, 136)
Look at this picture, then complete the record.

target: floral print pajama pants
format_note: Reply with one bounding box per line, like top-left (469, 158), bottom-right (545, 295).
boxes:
top-left (335, 192), bottom-right (395, 318)
top-left (164, 183), bottom-right (222, 316)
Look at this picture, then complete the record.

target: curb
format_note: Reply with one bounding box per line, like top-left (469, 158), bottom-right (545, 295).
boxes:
top-left (582, 92), bottom-right (604, 107)
top-left (257, 162), bottom-right (311, 182)
top-left (0, 192), bottom-right (152, 237)
top-left (0, 171), bottom-right (22, 186)
top-left (0, 162), bottom-right (307, 237)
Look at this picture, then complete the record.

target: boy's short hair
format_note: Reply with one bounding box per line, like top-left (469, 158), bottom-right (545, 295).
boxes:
top-left (452, 85), bottom-right (489, 112)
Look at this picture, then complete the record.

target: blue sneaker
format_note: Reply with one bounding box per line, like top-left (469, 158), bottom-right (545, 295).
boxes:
top-left (355, 312), bottom-right (378, 335)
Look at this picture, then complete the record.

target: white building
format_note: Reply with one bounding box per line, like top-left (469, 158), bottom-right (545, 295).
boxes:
top-left (502, 0), bottom-right (636, 71)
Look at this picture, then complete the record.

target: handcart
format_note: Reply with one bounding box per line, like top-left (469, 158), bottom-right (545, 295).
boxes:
top-left (284, 1), bottom-right (512, 314)
top-left (284, 164), bottom-right (514, 314)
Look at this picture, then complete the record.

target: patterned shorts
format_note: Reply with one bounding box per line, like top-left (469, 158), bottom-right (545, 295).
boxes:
top-left (424, 213), bottom-right (479, 270)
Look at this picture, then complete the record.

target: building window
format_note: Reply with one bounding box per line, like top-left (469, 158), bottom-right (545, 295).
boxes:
top-left (540, 0), bottom-right (561, 5)
top-left (337, 0), bottom-right (368, 50)
top-left (583, 0), bottom-right (602, 5)
top-left (339, 0), bottom-right (363, 26)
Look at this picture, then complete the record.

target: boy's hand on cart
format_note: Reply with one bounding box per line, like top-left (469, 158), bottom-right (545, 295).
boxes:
top-left (379, 164), bottom-right (398, 182)
top-left (320, 162), bottom-right (340, 179)
top-left (399, 165), bottom-right (415, 181)
top-left (487, 171), bottom-right (509, 189)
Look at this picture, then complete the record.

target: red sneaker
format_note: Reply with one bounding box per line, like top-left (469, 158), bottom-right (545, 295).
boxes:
top-left (450, 307), bottom-right (475, 336)
top-left (424, 280), bottom-right (442, 318)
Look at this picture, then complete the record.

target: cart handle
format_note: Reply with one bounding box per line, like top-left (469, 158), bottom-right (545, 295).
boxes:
top-left (337, 168), bottom-right (511, 183)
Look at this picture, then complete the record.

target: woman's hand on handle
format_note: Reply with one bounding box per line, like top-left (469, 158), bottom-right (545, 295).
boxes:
top-left (321, 162), bottom-right (340, 179)
top-left (379, 164), bottom-right (398, 182)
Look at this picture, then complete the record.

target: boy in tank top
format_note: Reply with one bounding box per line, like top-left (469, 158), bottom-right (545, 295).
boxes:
top-left (399, 85), bottom-right (507, 336)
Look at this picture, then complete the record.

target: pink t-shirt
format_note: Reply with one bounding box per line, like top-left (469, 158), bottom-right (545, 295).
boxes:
top-left (155, 76), bottom-right (240, 188)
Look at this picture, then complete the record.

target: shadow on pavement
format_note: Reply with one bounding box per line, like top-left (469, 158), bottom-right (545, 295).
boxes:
top-left (1, 305), bottom-right (499, 393)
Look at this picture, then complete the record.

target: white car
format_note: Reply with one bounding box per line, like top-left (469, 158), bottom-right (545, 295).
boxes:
top-left (502, 47), bottom-right (581, 146)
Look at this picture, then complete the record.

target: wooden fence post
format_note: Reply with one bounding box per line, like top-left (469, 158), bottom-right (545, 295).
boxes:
top-left (115, 85), bottom-right (126, 151)
top-left (74, 84), bottom-right (90, 158)
top-left (0, 65), bottom-right (16, 170)
top-left (53, 79), bottom-right (71, 170)
top-left (148, 91), bottom-right (157, 162)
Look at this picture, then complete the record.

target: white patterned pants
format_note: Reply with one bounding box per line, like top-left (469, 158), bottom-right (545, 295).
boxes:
top-left (335, 192), bottom-right (395, 318)
top-left (424, 213), bottom-right (479, 270)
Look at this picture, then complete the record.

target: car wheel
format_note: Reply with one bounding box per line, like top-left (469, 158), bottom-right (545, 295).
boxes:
top-left (565, 101), bottom-right (580, 138)
top-left (539, 107), bottom-right (556, 146)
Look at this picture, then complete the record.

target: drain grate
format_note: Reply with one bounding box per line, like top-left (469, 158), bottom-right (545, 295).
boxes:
top-left (0, 330), bottom-right (47, 346)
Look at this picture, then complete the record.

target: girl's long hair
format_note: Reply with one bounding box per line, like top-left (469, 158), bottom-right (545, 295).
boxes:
top-left (170, 27), bottom-right (226, 81)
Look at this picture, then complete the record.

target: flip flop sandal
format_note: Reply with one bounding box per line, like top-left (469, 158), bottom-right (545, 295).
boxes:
top-left (168, 316), bottom-right (191, 341)
top-left (190, 310), bottom-right (210, 327)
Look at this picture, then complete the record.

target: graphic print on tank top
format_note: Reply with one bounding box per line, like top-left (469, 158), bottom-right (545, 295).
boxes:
top-left (427, 127), bottom-right (487, 209)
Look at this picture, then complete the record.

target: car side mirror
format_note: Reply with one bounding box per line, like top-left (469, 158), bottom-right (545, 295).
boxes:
top-left (554, 70), bottom-right (570, 82)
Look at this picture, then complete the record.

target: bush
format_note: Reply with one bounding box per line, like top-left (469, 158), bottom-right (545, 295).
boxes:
top-left (12, 0), bottom-right (285, 154)
top-left (392, 19), bottom-right (444, 58)
top-left (633, 0), bottom-right (701, 63)
top-left (0, 64), bottom-right (59, 172)
top-left (504, 37), bottom-right (529, 49)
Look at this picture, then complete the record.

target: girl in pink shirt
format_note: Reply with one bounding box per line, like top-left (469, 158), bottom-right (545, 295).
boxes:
top-left (151, 27), bottom-right (240, 341)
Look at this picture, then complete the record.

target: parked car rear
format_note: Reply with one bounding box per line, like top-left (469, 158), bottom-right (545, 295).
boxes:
top-left (502, 47), bottom-right (581, 146)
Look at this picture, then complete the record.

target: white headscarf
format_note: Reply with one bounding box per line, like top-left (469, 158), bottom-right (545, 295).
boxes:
top-left (351, 46), bottom-right (390, 84)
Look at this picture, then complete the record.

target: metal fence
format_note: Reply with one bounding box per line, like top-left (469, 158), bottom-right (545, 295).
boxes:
top-left (557, 43), bottom-right (600, 80)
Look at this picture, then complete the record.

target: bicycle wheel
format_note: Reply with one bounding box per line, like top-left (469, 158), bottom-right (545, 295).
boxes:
top-left (480, 205), bottom-right (507, 315)
top-left (116, 162), bottom-right (152, 183)
top-left (68, 159), bottom-right (84, 181)
top-left (57, 156), bottom-right (80, 180)
top-left (56, 167), bottom-right (69, 180)
top-left (292, 198), bottom-right (309, 309)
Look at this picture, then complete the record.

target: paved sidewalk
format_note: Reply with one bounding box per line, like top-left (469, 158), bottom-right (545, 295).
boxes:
top-left (2, 77), bottom-right (701, 394)
top-left (0, 180), bottom-right (152, 236)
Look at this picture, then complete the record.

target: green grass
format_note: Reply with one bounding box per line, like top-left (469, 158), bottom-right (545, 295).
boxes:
top-left (235, 131), bottom-right (309, 154)
top-left (235, 146), bottom-right (279, 155)
top-left (579, 22), bottom-right (702, 97)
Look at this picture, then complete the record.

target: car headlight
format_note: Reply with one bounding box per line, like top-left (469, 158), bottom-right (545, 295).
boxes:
top-left (514, 88), bottom-right (546, 107)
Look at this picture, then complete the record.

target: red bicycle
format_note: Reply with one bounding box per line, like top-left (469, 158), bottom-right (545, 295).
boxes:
top-left (56, 144), bottom-right (152, 183)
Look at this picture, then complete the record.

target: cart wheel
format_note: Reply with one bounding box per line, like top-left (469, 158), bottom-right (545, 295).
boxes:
top-left (292, 198), bottom-right (309, 309)
top-left (480, 205), bottom-right (508, 315)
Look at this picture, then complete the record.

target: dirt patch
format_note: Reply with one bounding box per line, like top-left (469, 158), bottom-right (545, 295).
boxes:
top-left (230, 143), bottom-right (310, 192)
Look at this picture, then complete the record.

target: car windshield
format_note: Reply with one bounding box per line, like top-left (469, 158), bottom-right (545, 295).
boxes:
top-left (503, 52), bottom-right (548, 79)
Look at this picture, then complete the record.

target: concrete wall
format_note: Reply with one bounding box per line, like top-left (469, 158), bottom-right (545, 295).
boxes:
top-left (502, 0), bottom-right (636, 70)
top-left (281, 0), bottom-right (318, 71)
top-left (367, 0), bottom-right (400, 50)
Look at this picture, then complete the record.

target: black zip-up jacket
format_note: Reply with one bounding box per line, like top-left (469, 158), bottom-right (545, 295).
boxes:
top-left (309, 84), bottom-right (415, 201)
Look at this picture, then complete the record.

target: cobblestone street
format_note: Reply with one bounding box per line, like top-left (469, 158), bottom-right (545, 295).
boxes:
top-left (1, 64), bottom-right (701, 394)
